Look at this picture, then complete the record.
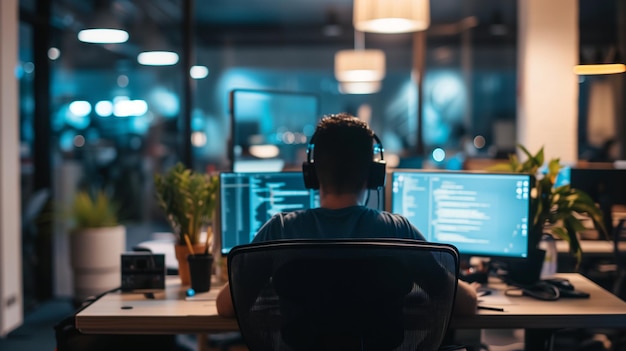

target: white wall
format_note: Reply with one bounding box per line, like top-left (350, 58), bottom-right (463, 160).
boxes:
top-left (517, 0), bottom-right (579, 163)
top-left (0, 0), bottom-right (24, 336)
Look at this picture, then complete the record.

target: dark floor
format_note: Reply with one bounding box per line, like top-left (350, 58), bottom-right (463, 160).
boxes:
top-left (0, 298), bottom-right (74, 351)
top-left (0, 298), bottom-right (238, 351)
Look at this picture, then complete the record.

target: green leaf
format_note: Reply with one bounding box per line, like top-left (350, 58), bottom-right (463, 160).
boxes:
top-left (497, 144), bottom-right (609, 268)
top-left (71, 190), bottom-right (119, 230)
top-left (487, 163), bottom-right (515, 172)
top-left (154, 163), bottom-right (219, 246)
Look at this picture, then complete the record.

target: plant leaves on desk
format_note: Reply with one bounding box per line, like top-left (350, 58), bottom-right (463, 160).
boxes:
top-left (488, 145), bottom-right (608, 268)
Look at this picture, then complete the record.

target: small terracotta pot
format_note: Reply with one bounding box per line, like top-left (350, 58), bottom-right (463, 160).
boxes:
top-left (174, 243), bottom-right (207, 285)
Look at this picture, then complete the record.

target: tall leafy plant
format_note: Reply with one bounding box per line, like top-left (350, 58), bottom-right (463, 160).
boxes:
top-left (491, 145), bottom-right (608, 264)
top-left (154, 163), bottom-right (219, 250)
top-left (71, 190), bottom-right (119, 230)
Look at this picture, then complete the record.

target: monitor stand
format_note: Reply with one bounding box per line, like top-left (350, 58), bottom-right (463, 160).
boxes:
top-left (502, 249), bottom-right (546, 286)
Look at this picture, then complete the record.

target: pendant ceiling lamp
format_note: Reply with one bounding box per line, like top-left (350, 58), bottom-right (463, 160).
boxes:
top-left (574, 46), bottom-right (626, 75)
top-left (77, 1), bottom-right (128, 44)
top-left (334, 31), bottom-right (385, 94)
top-left (574, 64), bottom-right (626, 75)
top-left (334, 49), bottom-right (386, 82)
top-left (353, 0), bottom-right (430, 34)
top-left (338, 81), bottom-right (382, 94)
top-left (136, 21), bottom-right (179, 66)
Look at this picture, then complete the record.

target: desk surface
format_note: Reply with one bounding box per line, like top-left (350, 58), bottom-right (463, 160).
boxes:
top-left (451, 273), bottom-right (626, 329)
top-left (555, 239), bottom-right (613, 255)
top-left (76, 273), bottom-right (626, 334)
top-left (76, 278), bottom-right (238, 334)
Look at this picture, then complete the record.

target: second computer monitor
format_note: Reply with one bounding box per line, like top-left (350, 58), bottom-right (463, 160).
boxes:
top-left (219, 172), bottom-right (319, 254)
top-left (389, 170), bottom-right (532, 259)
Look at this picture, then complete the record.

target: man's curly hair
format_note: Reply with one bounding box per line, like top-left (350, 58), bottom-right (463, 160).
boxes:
top-left (311, 113), bottom-right (374, 194)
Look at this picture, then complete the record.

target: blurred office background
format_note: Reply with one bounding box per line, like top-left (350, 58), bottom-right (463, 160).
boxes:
top-left (6, 0), bottom-right (626, 338)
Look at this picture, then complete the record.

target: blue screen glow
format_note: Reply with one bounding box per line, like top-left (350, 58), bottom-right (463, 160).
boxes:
top-left (390, 171), bottom-right (532, 259)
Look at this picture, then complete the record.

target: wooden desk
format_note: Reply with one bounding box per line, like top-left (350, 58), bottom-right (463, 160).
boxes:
top-left (76, 278), bottom-right (238, 335)
top-left (453, 273), bottom-right (626, 350)
top-left (452, 273), bottom-right (626, 330)
top-left (76, 274), bottom-right (626, 350)
top-left (555, 239), bottom-right (613, 257)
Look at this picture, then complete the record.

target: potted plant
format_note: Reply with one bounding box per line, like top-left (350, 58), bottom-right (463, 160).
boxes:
top-left (490, 145), bottom-right (608, 269)
top-left (154, 163), bottom-right (219, 285)
top-left (69, 190), bottom-right (126, 304)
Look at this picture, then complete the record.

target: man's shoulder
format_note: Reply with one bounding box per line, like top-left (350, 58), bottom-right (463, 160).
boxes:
top-left (370, 209), bottom-right (410, 222)
top-left (371, 210), bottom-right (425, 240)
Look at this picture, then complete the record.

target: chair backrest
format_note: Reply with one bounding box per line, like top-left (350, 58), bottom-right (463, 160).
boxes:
top-left (228, 239), bottom-right (460, 351)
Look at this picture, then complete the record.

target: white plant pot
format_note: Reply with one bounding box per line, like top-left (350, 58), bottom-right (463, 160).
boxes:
top-left (70, 225), bottom-right (126, 303)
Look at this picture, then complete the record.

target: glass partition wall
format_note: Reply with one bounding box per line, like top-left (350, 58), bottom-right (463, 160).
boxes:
top-left (20, 0), bottom-right (524, 300)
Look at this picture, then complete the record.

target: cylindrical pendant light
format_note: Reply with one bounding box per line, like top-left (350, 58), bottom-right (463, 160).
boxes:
top-left (339, 81), bottom-right (382, 94)
top-left (573, 64), bottom-right (626, 75)
top-left (353, 0), bottom-right (430, 34)
top-left (574, 46), bottom-right (626, 75)
top-left (334, 49), bottom-right (386, 82)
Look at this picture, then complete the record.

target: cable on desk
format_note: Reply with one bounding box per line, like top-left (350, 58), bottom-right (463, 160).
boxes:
top-left (504, 282), bottom-right (560, 301)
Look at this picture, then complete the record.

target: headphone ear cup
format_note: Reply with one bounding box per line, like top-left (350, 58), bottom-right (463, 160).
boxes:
top-left (367, 161), bottom-right (386, 189)
top-left (302, 161), bottom-right (319, 190)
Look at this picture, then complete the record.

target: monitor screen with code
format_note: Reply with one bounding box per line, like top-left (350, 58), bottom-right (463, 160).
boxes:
top-left (389, 170), bottom-right (532, 259)
top-left (218, 172), bottom-right (319, 254)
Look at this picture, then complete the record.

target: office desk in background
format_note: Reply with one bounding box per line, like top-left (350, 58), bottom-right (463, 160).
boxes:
top-left (555, 239), bottom-right (613, 257)
top-left (555, 239), bottom-right (615, 276)
top-left (76, 274), bottom-right (626, 351)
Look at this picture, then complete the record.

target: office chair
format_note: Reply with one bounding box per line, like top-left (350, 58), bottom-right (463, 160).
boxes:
top-left (228, 239), bottom-right (466, 351)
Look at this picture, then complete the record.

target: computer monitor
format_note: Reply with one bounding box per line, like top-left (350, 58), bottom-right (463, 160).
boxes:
top-left (568, 168), bottom-right (626, 233)
top-left (218, 171), bottom-right (386, 254)
top-left (389, 170), bottom-right (533, 259)
top-left (228, 89), bottom-right (320, 172)
top-left (218, 172), bottom-right (319, 254)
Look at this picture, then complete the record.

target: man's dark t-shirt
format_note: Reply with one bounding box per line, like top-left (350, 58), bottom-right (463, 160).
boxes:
top-left (252, 205), bottom-right (426, 242)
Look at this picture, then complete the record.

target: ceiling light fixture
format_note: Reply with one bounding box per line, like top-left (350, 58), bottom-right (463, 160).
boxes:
top-left (77, 2), bottom-right (129, 44)
top-left (136, 19), bottom-right (179, 66)
top-left (334, 31), bottom-right (385, 94)
top-left (190, 65), bottom-right (209, 79)
top-left (338, 81), bottom-right (382, 94)
top-left (574, 46), bottom-right (626, 75)
top-left (78, 28), bottom-right (129, 44)
top-left (322, 9), bottom-right (343, 37)
top-left (353, 0), bottom-right (430, 34)
top-left (334, 49), bottom-right (385, 82)
top-left (137, 51), bottom-right (179, 66)
top-left (574, 64), bottom-right (626, 75)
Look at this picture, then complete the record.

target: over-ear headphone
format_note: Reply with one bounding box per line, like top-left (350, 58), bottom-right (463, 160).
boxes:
top-left (302, 128), bottom-right (386, 190)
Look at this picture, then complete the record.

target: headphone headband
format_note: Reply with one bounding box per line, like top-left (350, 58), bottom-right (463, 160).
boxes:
top-left (302, 124), bottom-right (386, 190)
top-left (305, 129), bottom-right (385, 163)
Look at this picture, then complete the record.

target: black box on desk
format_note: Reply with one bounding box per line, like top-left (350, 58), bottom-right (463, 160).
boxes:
top-left (121, 252), bottom-right (166, 292)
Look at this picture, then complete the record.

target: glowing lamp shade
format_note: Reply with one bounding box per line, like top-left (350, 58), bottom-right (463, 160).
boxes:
top-left (334, 49), bottom-right (386, 82)
top-left (78, 28), bottom-right (129, 44)
top-left (249, 145), bottom-right (280, 159)
top-left (339, 81), bottom-right (382, 94)
top-left (573, 63), bottom-right (626, 75)
top-left (190, 65), bottom-right (209, 79)
top-left (137, 51), bottom-right (179, 66)
top-left (353, 0), bottom-right (430, 33)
